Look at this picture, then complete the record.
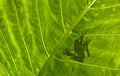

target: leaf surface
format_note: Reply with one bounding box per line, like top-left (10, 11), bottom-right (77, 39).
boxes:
top-left (0, 0), bottom-right (120, 76)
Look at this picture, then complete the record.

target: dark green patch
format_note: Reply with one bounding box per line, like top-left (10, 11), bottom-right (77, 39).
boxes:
top-left (64, 32), bottom-right (91, 62)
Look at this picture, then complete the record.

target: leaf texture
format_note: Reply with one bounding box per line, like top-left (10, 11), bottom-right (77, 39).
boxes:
top-left (0, 0), bottom-right (120, 76)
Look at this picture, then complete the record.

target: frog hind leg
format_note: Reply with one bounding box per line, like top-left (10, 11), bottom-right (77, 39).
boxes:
top-left (71, 56), bottom-right (84, 62)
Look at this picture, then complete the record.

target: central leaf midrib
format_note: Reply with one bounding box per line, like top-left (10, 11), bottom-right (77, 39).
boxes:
top-left (38, 0), bottom-right (96, 75)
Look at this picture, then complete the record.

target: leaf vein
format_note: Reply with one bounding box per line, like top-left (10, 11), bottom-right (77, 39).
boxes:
top-left (0, 62), bottom-right (10, 76)
top-left (90, 3), bottom-right (120, 10)
top-left (38, 0), bottom-right (96, 75)
top-left (12, 0), bottom-right (35, 75)
top-left (36, 0), bottom-right (49, 57)
top-left (60, 0), bottom-right (66, 33)
top-left (55, 57), bottom-right (120, 71)
top-left (0, 30), bottom-right (19, 75)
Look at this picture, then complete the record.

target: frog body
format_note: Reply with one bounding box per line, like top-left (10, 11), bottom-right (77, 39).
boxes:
top-left (65, 32), bottom-right (91, 62)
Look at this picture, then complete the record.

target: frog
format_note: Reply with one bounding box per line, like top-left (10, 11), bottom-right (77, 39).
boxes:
top-left (65, 32), bottom-right (91, 62)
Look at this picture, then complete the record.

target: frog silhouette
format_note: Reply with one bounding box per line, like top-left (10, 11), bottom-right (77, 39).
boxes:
top-left (65, 32), bottom-right (91, 62)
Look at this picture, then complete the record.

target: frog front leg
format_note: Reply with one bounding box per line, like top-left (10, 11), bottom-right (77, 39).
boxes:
top-left (86, 47), bottom-right (90, 57)
top-left (84, 38), bottom-right (91, 57)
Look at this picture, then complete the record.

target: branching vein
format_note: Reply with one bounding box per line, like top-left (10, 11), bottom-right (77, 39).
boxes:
top-left (38, 0), bottom-right (96, 75)
top-left (54, 57), bottom-right (120, 71)
top-left (0, 30), bottom-right (19, 75)
top-left (36, 0), bottom-right (49, 57)
top-left (90, 3), bottom-right (120, 10)
top-left (60, 0), bottom-right (66, 33)
top-left (0, 62), bottom-right (10, 76)
top-left (12, 0), bottom-right (35, 75)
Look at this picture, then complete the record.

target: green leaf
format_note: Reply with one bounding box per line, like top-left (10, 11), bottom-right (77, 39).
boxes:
top-left (0, 0), bottom-right (120, 76)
